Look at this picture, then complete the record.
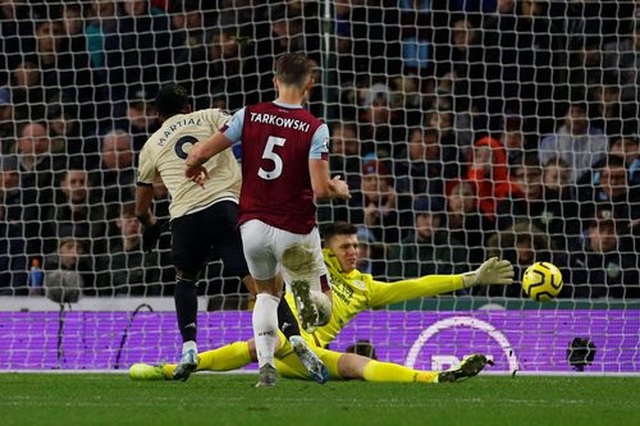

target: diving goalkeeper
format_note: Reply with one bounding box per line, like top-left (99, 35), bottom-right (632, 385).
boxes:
top-left (130, 221), bottom-right (514, 383)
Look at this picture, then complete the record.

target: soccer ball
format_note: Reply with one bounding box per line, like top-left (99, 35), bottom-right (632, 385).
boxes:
top-left (522, 262), bottom-right (563, 302)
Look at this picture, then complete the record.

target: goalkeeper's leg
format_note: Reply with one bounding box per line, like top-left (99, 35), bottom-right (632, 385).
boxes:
top-left (340, 353), bottom-right (492, 383)
top-left (129, 340), bottom-right (256, 381)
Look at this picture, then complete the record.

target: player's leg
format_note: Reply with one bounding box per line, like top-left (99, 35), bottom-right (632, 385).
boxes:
top-left (170, 210), bottom-right (212, 380)
top-left (277, 227), bottom-right (332, 333)
top-left (338, 352), bottom-right (493, 383)
top-left (172, 267), bottom-right (200, 380)
top-left (240, 219), bottom-right (282, 387)
top-left (275, 345), bottom-right (342, 381)
top-left (208, 203), bottom-right (329, 384)
top-left (436, 354), bottom-right (495, 382)
top-left (130, 339), bottom-right (259, 381)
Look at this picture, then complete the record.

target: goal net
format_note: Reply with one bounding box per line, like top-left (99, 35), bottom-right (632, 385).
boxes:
top-left (0, 0), bottom-right (638, 374)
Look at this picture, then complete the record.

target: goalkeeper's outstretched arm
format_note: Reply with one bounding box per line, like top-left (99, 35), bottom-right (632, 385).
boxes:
top-left (368, 257), bottom-right (514, 307)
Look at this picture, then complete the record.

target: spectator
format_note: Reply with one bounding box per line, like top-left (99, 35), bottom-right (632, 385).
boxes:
top-left (167, 0), bottom-right (210, 108)
top-left (93, 129), bottom-right (136, 217)
top-left (396, 126), bottom-right (458, 197)
top-left (9, 60), bottom-right (46, 125)
top-left (484, 221), bottom-right (557, 298)
top-left (445, 180), bottom-right (491, 267)
top-left (332, 159), bottom-right (409, 244)
top-left (47, 103), bottom-right (100, 170)
top-left (31, 19), bottom-right (93, 111)
top-left (0, 154), bottom-right (21, 226)
top-left (466, 136), bottom-right (516, 223)
top-left (119, 88), bottom-right (160, 152)
top-left (61, 2), bottom-right (88, 56)
top-left (588, 72), bottom-right (635, 138)
top-left (437, 16), bottom-right (486, 114)
top-left (16, 121), bottom-right (62, 255)
top-left (97, 203), bottom-right (164, 296)
top-left (603, 21), bottom-right (640, 104)
top-left (567, 213), bottom-right (639, 298)
top-left (497, 155), bottom-right (580, 251)
top-left (358, 81), bottom-right (408, 160)
top-left (539, 101), bottom-right (608, 184)
top-left (608, 135), bottom-right (640, 186)
top-left (349, 0), bottom-right (402, 76)
top-left (333, 0), bottom-right (357, 82)
top-left (386, 196), bottom-right (466, 280)
top-left (204, 28), bottom-right (259, 111)
top-left (85, 0), bottom-right (118, 70)
top-left (0, 201), bottom-right (27, 295)
top-left (0, 0), bottom-right (35, 86)
top-left (578, 155), bottom-right (640, 232)
top-left (399, 0), bottom-right (431, 76)
top-left (355, 225), bottom-right (383, 278)
top-left (329, 122), bottom-right (362, 191)
top-left (543, 156), bottom-right (574, 201)
top-left (44, 237), bottom-right (95, 295)
top-left (104, 0), bottom-right (171, 109)
top-left (45, 169), bottom-right (108, 256)
top-left (500, 113), bottom-right (527, 166)
top-left (361, 159), bottom-right (407, 243)
top-left (0, 86), bottom-right (15, 154)
top-left (425, 108), bottom-right (467, 160)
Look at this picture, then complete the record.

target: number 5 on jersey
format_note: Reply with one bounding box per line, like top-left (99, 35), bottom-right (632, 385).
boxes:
top-left (258, 136), bottom-right (286, 180)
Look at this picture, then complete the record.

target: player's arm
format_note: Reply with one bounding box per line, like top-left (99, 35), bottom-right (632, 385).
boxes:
top-left (186, 132), bottom-right (233, 169)
top-left (135, 184), bottom-right (156, 228)
top-left (135, 145), bottom-right (162, 252)
top-left (309, 124), bottom-right (350, 201)
top-left (368, 258), bottom-right (514, 307)
top-left (185, 108), bottom-right (244, 185)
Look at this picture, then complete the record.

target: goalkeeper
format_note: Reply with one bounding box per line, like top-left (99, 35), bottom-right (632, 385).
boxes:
top-left (131, 221), bottom-right (514, 383)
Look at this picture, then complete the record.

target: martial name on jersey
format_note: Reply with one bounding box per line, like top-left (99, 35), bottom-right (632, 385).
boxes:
top-left (154, 116), bottom-right (203, 147)
top-left (137, 108), bottom-right (241, 220)
top-left (248, 112), bottom-right (311, 133)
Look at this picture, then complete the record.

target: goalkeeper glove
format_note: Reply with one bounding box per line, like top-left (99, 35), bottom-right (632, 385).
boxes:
top-left (461, 257), bottom-right (514, 288)
top-left (142, 221), bottom-right (164, 252)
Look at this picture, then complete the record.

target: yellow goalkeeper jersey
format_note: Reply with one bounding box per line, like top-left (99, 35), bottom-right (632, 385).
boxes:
top-left (285, 248), bottom-right (466, 348)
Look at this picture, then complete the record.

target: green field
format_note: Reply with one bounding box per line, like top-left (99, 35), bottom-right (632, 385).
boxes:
top-left (1, 374), bottom-right (637, 426)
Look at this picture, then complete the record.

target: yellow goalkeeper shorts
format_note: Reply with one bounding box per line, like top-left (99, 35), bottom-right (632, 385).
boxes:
top-left (274, 330), bottom-right (343, 380)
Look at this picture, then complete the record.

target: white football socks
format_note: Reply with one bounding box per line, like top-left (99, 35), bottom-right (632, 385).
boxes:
top-left (252, 293), bottom-right (280, 369)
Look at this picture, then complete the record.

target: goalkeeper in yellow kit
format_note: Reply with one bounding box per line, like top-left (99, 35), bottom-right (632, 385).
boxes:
top-left (130, 221), bottom-right (514, 383)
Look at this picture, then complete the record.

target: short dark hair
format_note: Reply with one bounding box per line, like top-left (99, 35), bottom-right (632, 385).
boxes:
top-left (512, 153), bottom-right (541, 171)
top-left (322, 221), bottom-right (357, 244)
top-left (274, 53), bottom-right (313, 87)
top-left (603, 154), bottom-right (626, 169)
top-left (155, 84), bottom-right (190, 117)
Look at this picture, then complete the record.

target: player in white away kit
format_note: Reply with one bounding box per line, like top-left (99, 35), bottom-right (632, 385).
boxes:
top-left (186, 53), bottom-right (351, 386)
top-left (135, 84), bottom-right (251, 380)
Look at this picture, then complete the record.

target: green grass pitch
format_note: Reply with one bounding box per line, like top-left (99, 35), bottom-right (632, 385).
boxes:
top-left (2, 374), bottom-right (638, 426)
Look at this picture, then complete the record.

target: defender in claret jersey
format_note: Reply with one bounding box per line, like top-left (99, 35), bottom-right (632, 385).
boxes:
top-left (185, 53), bottom-right (350, 386)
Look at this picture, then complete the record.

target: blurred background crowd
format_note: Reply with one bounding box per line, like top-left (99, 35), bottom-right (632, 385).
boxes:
top-left (0, 0), bottom-right (639, 301)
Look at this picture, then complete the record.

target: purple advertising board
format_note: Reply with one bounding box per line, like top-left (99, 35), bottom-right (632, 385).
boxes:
top-left (0, 310), bottom-right (638, 373)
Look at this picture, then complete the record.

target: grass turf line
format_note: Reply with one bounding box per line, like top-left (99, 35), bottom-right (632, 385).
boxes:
top-left (1, 374), bottom-right (638, 426)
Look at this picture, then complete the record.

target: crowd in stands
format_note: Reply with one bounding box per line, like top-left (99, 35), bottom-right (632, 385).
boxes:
top-left (0, 0), bottom-right (639, 300)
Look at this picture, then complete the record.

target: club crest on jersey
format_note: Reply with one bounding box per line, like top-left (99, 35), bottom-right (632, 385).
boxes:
top-left (352, 279), bottom-right (366, 290)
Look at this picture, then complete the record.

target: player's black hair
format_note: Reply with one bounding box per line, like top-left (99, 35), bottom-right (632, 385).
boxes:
top-left (322, 221), bottom-right (358, 243)
top-left (155, 84), bottom-right (190, 117)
